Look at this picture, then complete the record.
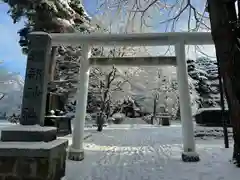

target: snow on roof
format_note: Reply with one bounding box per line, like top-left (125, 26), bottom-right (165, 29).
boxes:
top-left (196, 107), bottom-right (229, 114)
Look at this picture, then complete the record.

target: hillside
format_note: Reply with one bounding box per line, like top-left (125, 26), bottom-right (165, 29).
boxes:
top-left (0, 67), bottom-right (23, 117)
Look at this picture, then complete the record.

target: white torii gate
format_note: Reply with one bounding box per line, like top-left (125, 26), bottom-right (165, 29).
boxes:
top-left (50, 32), bottom-right (213, 162)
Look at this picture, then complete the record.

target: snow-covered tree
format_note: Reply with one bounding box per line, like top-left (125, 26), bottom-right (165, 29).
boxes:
top-left (124, 67), bottom-right (178, 118)
top-left (88, 45), bottom-right (140, 129)
top-left (187, 57), bottom-right (228, 109)
top-left (89, 66), bottom-right (126, 116)
top-left (3, 0), bottom-right (99, 115)
top-left (4, 0), bottom-right (92, 81)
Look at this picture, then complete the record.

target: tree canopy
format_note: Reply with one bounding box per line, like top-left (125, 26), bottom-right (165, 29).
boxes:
top-left (3, 0), bottom-right (90, 53)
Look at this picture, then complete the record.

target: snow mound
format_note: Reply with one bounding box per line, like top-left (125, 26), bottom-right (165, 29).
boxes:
top-left (112, 113), bottom-right (125, 119)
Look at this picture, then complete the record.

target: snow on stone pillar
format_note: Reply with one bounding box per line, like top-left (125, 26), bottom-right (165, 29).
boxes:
top-left (175, 41), bottom-right (200, 162)
top-left (68, 45), bottom-right (90, 161)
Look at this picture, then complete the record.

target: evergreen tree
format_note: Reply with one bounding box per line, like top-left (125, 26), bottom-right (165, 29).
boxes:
top-left (187, 57), bottom-right (224, 108)
top-left (3, 0), bottom-right (96, 112)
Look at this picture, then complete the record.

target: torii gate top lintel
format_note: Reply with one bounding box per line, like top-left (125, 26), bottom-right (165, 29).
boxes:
top-left (42, 32), bottom-right (213, 46)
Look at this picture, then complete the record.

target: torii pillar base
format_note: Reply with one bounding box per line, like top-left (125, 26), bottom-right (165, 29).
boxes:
top-left (182, 152), bottom-right (200, 162)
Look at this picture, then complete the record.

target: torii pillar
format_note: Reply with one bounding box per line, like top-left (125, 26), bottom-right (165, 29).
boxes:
top-left (68, 45), bottom-right (91, 161)
top-left (175, 41), bottom-right (200, 162)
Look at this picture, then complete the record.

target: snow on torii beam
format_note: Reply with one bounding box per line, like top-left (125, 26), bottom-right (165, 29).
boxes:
top-left (89, 56), bottom-right (177, 66)
top-left (50, 32), bottom-right (213, 46)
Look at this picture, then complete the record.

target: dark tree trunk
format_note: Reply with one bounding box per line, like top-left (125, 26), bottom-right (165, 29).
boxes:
top-left (152, 98), bottom-right (157, 125)
top-left (97, 113), bottom-right (104, 132)
top-left (97, 125), bottom-right (103, 132)
top-left (49, 47), bottom-right (58, 81)
top-left (207, 0), bottom-right (240, 166)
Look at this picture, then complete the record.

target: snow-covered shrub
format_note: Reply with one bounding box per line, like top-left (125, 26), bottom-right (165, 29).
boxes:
top-left (7, 113), bottom-right (20, 124)
top-left (84, 113), bottom-right (95, 127)
top-left (85, 113), bottom-right (92, 122)
top-left (107, 117), bottom-right (115, 124)
top-left (142, 114), bottom-right (152, 124)
top-left (112, 113), bottom-right (125, 124)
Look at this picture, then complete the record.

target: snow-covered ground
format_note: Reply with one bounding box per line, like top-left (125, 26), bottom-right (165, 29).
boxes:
top-left (65, 124), bottom-right (239, 180)
top-left (1, 120), bottom-right (240, 180)
top-left (121, 118), bottom-right (148, 124)
top-left (0, 120), bottom-right (13, 135)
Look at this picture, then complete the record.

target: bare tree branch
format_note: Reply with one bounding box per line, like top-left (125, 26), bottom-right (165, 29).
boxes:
top-left (0, 93), bottom-right (5, 101)
top-left (95, 0), bottom-right (212, 58)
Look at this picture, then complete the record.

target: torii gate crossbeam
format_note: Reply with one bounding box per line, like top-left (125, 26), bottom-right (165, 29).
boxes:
top-left (89, 56), bottom-right (177, 66)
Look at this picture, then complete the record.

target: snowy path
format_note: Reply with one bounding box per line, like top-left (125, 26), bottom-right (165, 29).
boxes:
top-left (65, 124), bottom-right (240, 180)
top-left (1, 121), bottom-right (239, 179)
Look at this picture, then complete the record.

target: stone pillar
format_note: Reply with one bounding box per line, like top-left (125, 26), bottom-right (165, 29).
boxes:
top-left (175, 41), bottom-right (200, 162)
top-left (68, 45), bottom-right (90, 161)
top-left (0, 32), bottom-right (68, 180)
top-left (20, 32), bottom-right (51, 126)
